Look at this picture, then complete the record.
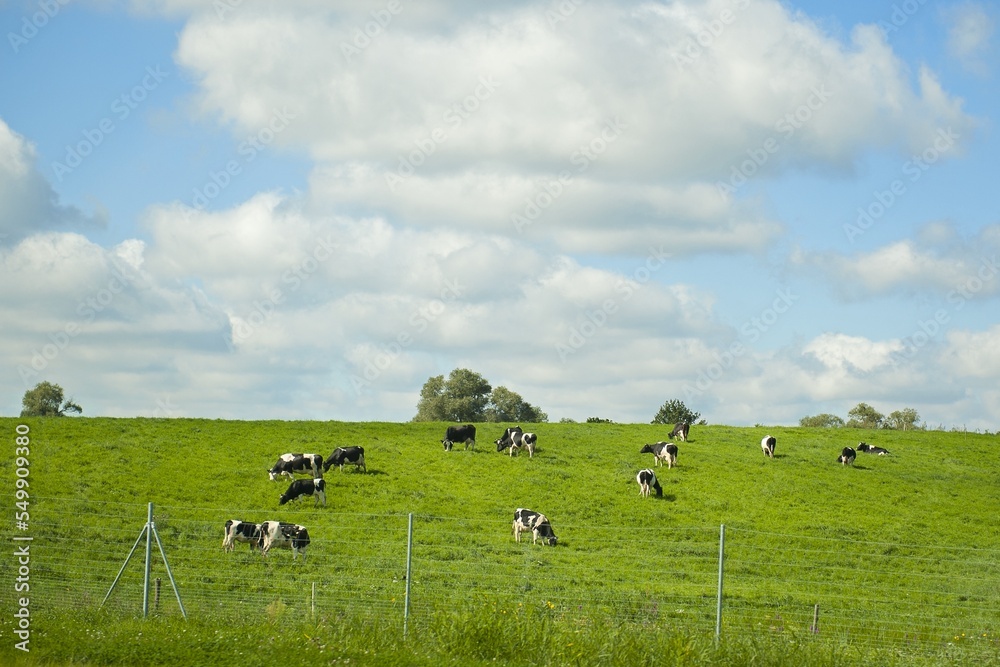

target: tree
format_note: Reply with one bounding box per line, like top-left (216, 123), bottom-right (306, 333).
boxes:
top-left (586, 417), bottom-right (613, 423)
top-left (21, 381), bottom-right (82, 417)
top-left (886, 408), bottom-right (921, 431)
top-left (485, 386), bottom-right (547, 423)
top-left (413, 369), bottom-right (547, 423)
top-left (799, 413), bottom-right (845, 428)
top-left (651, 399), bottom-right (701, 426)
top-left (846, 402), bottom-right (884, 429)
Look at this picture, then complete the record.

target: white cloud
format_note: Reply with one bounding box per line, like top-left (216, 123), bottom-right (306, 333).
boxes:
top-left (163, 0), bottom-right (974, 256)
top-left (942, 2), bottom-right (996, 74)
top-left (0, 119), bottom-right (101, 245)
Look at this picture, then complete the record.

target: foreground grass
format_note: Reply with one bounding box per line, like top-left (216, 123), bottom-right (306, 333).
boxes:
top-left (4, 606), bottom-right (995, 667)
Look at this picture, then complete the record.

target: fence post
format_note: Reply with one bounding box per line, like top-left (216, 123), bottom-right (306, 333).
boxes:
top-left (811, 603), bottom-right (820, 634)
top-left (142, 502), bottom-right (153, 618)
top-left (404, 512), bottom-right (414, 639)
top-left (716, 523), bottom-right (725, 645)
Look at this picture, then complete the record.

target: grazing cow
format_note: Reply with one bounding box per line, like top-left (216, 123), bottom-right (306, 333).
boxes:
top-left (258, 521), bottom-right (310, 560)
top-left (279, 478), bottom-right (326, 507)
top-left (636, 469), bottom-right (663, 497)
top-left (442, 424), bottom-right (477, 451)
top-left (761, 435), bottom-right (776, 458)
top-left (267, 453), bottom-right (324, 481)
top-left (324, 446), bottom-right (366, 473)
top-left (857, 442), bottom-right (890, 455)
top-left (496, 426), bottom-right (537, 458)
top-left (838, 447), bottom-right (856, 466)
top-left (222, 520), bottom-right (262, 552)
top-left (639, 441), bottom-right (678, 468)
top-left (512, 508), bottom-right (557, 546)
top-left (669, 422), bottom-right (691, 442)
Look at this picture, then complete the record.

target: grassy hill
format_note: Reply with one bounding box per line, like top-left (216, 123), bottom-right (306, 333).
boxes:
top-left (1, 417), bottom-right (998, 666)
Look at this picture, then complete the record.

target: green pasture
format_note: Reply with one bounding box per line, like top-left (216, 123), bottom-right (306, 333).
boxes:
top-left (1, 418), bottom-right (998, 665)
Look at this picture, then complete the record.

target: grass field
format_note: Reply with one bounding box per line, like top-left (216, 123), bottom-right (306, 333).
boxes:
top-left (1, 417), bottom-right (999, 666)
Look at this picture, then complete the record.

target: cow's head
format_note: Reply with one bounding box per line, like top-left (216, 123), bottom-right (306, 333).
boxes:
top-left (442, 439), bottom-right (453, 451)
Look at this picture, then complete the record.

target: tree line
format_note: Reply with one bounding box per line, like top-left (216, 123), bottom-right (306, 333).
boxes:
top-left (800, 403), bottom-right (922, 430)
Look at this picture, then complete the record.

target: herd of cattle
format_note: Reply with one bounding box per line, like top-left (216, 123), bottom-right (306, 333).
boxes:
top-left (221, 422), bottom-right (889, 559)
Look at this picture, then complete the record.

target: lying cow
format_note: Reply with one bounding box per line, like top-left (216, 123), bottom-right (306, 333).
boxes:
top-left (669, 422), bottom-right (690, 442)
top-left (442, 424), bottom-right (476, 451)
top-left (857, 442), bottom-right (890, 455)
top-left (258, 521), bottom-right (310, 560)
top-left (496, 426), bottom-right (537, 458)
top-left (636, 469), bottom-right (663, 497)
top-left (279, 478), bottom-right (326, 507)
top-left (640, 441), bottom-right (678, 468)
top-left (324, 446), bottom-right (366, 473)
top-left (222, 519), bottom-right (262, 552)
top-left (267, 453), bottom-right (324, 481)
top-left (838, 447), bottom-right (856, 466)
top-left (512, 508), bottom-right (557, 546)
top-left (761, 435), bottom-right (776, 458)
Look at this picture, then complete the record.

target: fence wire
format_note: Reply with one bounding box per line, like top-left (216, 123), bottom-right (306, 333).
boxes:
top-left (2, 497), bottom-right (998, 659)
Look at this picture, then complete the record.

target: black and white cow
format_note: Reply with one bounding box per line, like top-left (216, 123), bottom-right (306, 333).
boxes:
top-left (669, 422), bottom-right (690, 442)
top-left (496, 426), bottom-right (537, 457)
top-left (222, 519), bottom-right (262, 552)
top-left (639, 441), bottom-right (678, 468)
top-left (838, 447), bottom-right (857, 466)
top-left (258, 521), bottom-right (310, 559)
top-left (857, 442), bottom-right (890, 455)
top-left (512, 508), bottom-right (557, 546)
top-left (636, 469), bottom-right (663, 497)
top-left (442, 424), bottom-right (477, 451)
top-left (267, 453), bottom-right (324, 481)
top-left (279, 478), bottom-right (326, 507)
top-left (324, 446), bottom-right (366, 473)
top-left (761, 435), bottom-right (776, 458)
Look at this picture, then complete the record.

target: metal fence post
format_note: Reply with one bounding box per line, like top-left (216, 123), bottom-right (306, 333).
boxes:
top-left (404, 512), bottom-right (414, 639)
top-left (142, 502), bottom-right (153, 618)
top-left (716, 523), bottom-right (725, 644)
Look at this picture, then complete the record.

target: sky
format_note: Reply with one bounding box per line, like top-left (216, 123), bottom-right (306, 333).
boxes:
top-left (1, 0), bottom-right (998, 428)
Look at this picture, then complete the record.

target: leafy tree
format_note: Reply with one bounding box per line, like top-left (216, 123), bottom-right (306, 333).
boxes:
top-left (651, 399), bottom-right (701, 426)
top-left (886, 408), bottom-right (921, 431)
top-left (846, 402), bottom-right (884, 429)
top-left (413, 369), bottom-right (547, 423)
top-left (558, 417), bottom-right (577, 424)
top-left (586, 417), bottom-right (614, 423)
top-left (485, 386), bottom-right (548, 423)
top-left (799, 413), bottom-right (845, 428)
top-left (21, 381), bottom-right (82, 417)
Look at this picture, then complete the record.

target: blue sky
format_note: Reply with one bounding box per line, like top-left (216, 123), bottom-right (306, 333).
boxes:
top-left (1, 0), bottom-right (997, 428)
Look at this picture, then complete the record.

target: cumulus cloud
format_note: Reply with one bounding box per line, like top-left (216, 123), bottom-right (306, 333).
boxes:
top-left (0, 119), bottom-right (102, 245)
top-left (161, 0), bottom-right (974, 256)
top-left (793, 223), bottom-right (1000, 299)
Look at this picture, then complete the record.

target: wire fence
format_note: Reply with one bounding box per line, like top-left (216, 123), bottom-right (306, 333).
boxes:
top-left (4, 497), bottom-right (999, 658)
